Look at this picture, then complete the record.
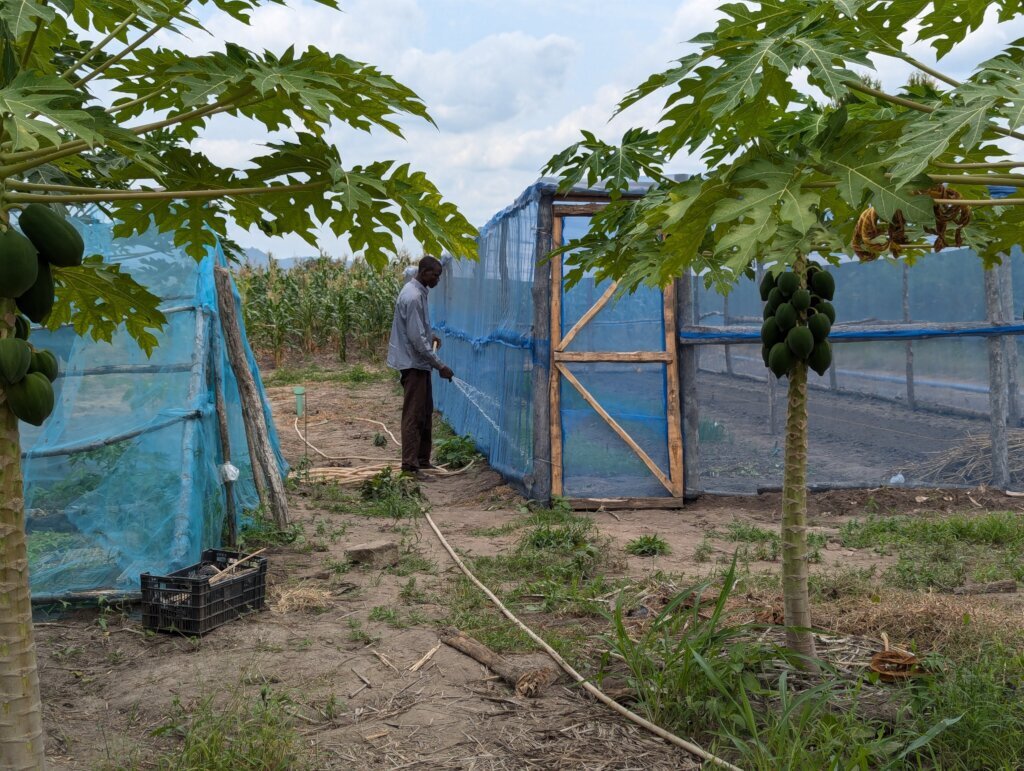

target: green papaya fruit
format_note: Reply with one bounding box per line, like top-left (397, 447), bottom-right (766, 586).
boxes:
top-left (6, 371), bottom-right (53, 426)
top-left (774, 302), bottom-right (797, 331)
top-left (790, 288), bottom-right (811, 312)
top-left (766, 287), bottom-right (784, 310)
top-left (14, 315), bottom-right (29, 340)
top-left (777, 272), bottom-right (800, 297)
top-left (0, 228), bottom-right (39, 298)
top-left (808, 312), bottom-right (831, 342)
top-left (808, 340), bottom-right (833, 377)
top-left (817, 300), bottom-right (836, 324)
top-left (761, 318), bottom-right (782, 347)
top-left (768, 342), bottom-right (794, 378)
top-left (18, 203), bottom-right (85, 268)
top-left (763, 303), bottom-right (775, 320)
top-left (16, 259), bottom-right (53, 323)
top-left (0, 338), bottom-right (31, 386)
top-left (29, 349), bottom-right (58, 382)
top-left (786, 326), bottom-right (815, 360)
top-left (810, 270), bottom-right (835, 301)
top-left (759, 271), bottom-right (776, 301)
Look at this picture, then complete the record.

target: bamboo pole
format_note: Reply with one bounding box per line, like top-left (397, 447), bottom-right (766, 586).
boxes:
top-left (214, 267), bottom-right (289, 526)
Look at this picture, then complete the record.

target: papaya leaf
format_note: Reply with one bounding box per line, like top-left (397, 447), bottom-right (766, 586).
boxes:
top-left (47, 257), bottom-right (167, 356)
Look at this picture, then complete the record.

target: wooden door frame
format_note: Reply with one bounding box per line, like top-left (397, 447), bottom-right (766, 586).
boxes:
top-left (549, 212), bottom-right (685, 505)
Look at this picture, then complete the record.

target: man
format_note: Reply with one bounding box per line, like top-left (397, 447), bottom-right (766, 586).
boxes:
top-left (386, 255), bottom-right (454, 475)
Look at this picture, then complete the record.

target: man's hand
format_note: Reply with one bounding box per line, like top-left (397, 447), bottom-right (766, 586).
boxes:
top-left (432, 335), bottom-right (442, 350)
top-left (439, 366), bottom-right (454, 381)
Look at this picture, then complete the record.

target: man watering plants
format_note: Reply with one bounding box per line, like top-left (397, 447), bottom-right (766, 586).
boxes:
top-left (387, 255), bottom-right (455, 475)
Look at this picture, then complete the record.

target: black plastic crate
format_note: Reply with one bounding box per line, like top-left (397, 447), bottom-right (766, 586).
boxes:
top-left (141, 549), bottom-right (267, 635)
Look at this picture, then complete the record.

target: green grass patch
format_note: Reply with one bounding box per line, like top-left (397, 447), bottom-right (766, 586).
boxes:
top-left (129, 689), bottom-right (307, 770)
top-left (262, 363), bottom-right (391, 387)
top-left (240, 508), bottom-right (304, 550)
top-left (625, 534), bottom-right (672, 557)
top-left (840, 511), bottom-right (1024, 590)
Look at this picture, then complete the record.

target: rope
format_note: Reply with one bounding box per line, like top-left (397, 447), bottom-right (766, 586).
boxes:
top-left (421, 509), bottom-right (743, 771)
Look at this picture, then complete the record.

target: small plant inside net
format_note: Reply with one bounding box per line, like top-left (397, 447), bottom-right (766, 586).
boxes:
top-left (698, 418), bottom-right (727, 443)
top-left (433, 434), bottom-right (480, 469)
top-left (626, 534), bottom-right (672, 557)
top-left (372, 432), bottom-right (387, 447)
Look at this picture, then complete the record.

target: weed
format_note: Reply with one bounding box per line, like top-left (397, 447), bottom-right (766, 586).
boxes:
top-left (433, 434), bottom-right (480, 469)
top-left (399, 577), bottom-right (428, 604)
top-left (693, 538), bottom-right (714, 563)
top-left (346, 619), bottom-right (377, 646)
top-left (368, 606), bottom-right (403, 627)
top-left (240, 508), bottom-right (303, 549)
top-left (359, 468), bottom-right (422, 519)
top-left (388, 552), bottom-right (436, 577)
top-left (323, 557), bottom-right (350, 576)
top-left (143, 689), bottom-right (307, 770)
top-left (625, 534), bottom-right (672, 557)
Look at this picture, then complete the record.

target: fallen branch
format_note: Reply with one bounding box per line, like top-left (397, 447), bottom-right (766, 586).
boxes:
top-left (440, 627), bottom-right (559, 698)
top-left (422, 510), bottom-right (742, 771)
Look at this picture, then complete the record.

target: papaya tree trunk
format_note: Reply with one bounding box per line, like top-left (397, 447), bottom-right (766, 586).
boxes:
top-left (0, 302), bottom-right (46, 768)
top-left (781, 260), bottom-right (816, 661)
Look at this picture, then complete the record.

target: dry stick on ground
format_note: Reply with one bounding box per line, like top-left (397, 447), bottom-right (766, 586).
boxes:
top-left (440, 628), bottom-right (560, 697)
top-left (422, 510), bottom-right (743, 771)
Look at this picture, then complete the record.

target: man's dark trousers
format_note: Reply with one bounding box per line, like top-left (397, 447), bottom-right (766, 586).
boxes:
top-left (400, 369), bottom-right (432, 471)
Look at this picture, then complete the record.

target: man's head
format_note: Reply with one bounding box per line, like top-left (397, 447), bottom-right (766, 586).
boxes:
top-left (417, 255), bottom-right (443, 288)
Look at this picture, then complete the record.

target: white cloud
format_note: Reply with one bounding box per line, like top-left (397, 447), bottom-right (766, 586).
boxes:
top-left (396, 32), bottom-right (579, 132)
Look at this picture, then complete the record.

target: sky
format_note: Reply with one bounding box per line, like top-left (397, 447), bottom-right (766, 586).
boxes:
top-left (159, 1), bottom-right (1024, 260)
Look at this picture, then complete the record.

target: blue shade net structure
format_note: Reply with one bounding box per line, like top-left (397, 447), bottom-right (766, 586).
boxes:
top-left (21, 216), bottom-right (285, 600)
top-left (432, 186), bottom-right (540, 490)
top-left (431, 181), bottom-right (678, 501)
top-left (686, 247), bottom-right (1024, 494)
top-left (434, 181), bottom-right (1024, 502)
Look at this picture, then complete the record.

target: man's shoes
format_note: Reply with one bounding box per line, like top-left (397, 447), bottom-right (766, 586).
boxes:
top-left (419, 462), bottom-right (438, 471)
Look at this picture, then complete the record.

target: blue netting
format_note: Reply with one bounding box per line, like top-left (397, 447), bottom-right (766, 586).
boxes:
top-left (21, 217), bottom-right (286, 599)
top-left (432, 185), bottom-right (676, 499)
top-left (431, 185), bottom-right (541, 486)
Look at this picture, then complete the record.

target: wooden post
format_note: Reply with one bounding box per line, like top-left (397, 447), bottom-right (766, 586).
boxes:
top-left (677, 272), bottom-right (700, 492)
top-left (663, 283), bottom-right (684, 498)
top-left (530, 191), bottom-right (554, 503)
top-left (214, 266), bottom-right (290, 526)
top-left (902, 263), bottom-right (916, 410)
top-left (549, 215), bottom-right (564, 498)
top-left (213, 332), bottom-right (238, 547)
top-left (999, 257), bottom-right (1020, 427)
top-left (985, 267), bottom-right (1011, 488)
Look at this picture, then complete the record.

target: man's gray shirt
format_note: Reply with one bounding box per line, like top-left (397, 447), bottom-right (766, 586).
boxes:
top-left (387, 278), bottom-right (445, 372)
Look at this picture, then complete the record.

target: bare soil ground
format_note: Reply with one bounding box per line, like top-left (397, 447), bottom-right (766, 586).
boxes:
top-left (35, 372), bottom-right (1024, 769)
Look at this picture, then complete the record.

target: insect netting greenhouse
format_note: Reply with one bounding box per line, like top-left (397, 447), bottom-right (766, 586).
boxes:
top-left (432, 180), bottom-right (1024, 506)
top-left (21, 216), bottom-right (285, 600)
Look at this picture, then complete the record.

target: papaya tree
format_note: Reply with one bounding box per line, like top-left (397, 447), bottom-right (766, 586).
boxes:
top-left (545, 0), bottom-right (1024, 660)
top-left (0, 1), bottom-right (477, 767)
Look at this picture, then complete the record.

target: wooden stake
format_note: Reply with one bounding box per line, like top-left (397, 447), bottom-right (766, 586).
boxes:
top-left (212, 332), bottom-right (237, 547)
top-left (676, 273), bottom-right (700, 492)
top-left (985, 267), bottom-right (1011, 488)
top-left (530, 191), bottom-right (554, 503)
top-left (663, 282), bottom-right (684, 498)
top-left (214, 266), bottom-right (290, 527)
